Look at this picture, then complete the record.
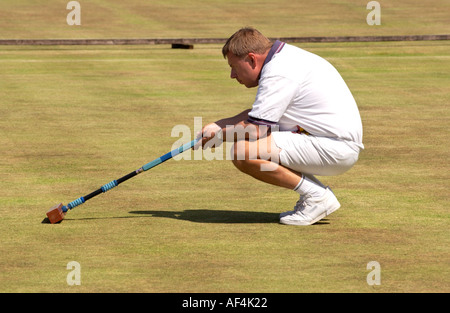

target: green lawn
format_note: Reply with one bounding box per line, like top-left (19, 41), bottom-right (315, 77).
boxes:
top-left (0, 0), bottom-right (449, 39)
top-left (0, 40), bottom-right (448, 292)
top-left (1, 0), bottom-right (449, 294)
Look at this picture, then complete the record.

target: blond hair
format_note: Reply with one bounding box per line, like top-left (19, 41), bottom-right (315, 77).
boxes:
top-left (222, 27), bottom-right (273, 58)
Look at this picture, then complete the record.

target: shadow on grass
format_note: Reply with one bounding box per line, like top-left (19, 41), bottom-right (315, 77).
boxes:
top-left (42, 210), bottom-right (330, 225)
top-left (129, 209), bottom-right (278, 224)
top-left (129, 209), bottom-right (330, 225)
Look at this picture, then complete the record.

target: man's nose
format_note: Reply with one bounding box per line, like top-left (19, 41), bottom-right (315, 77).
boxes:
top-left (230, 69), bottom-right (237, 79)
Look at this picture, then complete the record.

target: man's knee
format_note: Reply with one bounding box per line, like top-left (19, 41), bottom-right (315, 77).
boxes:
top-left (231, 138), bottom-right (280, 172)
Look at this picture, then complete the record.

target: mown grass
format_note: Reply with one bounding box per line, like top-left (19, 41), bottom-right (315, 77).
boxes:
top-left (0, 40), bottom-right (448, 292)
top-left (0, 0), bottom-right (449, 39)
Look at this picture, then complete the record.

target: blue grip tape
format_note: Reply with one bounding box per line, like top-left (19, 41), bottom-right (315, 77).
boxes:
top-left (142, 157), bottom-right (162, 171)
top-left (67, 197), bottom-right (85, 210)
top-left (142, 139), bottom-right (197, 171)
top-left (160, 151), bottom-right (173, 162)
top-left (101, 180), bottom-right (118, 193)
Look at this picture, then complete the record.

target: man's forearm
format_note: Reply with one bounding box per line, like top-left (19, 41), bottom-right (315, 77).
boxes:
top-left (214, 109), bottom-right (269, 142)
top-left (214, 109), bottom-right (251, 129)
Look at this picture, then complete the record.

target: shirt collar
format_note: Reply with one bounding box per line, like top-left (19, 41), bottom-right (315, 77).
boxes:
top-left (262, 40), bottom-right (286, 68)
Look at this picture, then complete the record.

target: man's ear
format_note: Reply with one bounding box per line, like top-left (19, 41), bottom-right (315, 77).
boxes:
top-left (247, 53), bottom-right (257, 69)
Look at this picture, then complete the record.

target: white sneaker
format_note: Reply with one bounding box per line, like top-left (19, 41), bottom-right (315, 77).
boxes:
top-left (279, 188), bottom-right (341, 226)
top-left (279, 195), bottom-right (305, 219)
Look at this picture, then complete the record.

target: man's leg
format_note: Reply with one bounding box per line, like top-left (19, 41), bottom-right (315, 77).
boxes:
top-left (231, 134), bottom-right (301, 189)
top-left (231, 135), bottom-right (340, 226)
top-left (231, 135), bottom-right (327, 194)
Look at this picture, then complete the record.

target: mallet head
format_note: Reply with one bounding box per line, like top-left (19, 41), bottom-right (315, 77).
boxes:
top-left (46, 203), bottom-right (66, 224)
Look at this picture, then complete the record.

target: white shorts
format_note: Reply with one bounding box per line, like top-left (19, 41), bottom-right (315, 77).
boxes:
top-left (271, 132), bottom-right (361, 176)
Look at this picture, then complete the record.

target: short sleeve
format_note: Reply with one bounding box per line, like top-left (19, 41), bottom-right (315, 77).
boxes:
top-left (248, 75), bottom-right (299, 123)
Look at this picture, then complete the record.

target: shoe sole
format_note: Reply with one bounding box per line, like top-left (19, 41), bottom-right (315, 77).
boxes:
top-left (280, 203), bottom-right (341, 226)
top-left (309, 203), bottom-right (340, 225)
top-left (279, 210), bottom-right (295, 219)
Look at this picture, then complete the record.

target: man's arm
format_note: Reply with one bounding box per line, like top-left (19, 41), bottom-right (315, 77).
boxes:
top-left (194, 109), bottom-right (270, 149)
top-left (214, 109), bottom-right (251, 130)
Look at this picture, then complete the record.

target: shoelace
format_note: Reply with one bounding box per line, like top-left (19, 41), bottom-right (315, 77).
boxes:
top-left (294, 196), bottom-right (308, 212)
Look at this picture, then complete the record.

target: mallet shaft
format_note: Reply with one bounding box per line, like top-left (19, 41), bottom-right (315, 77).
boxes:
top-left (62, 139), bottom-right (197, 212)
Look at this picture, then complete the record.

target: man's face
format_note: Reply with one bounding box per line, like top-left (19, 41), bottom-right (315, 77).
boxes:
top-left (227, 52), bottom-right (259, 88)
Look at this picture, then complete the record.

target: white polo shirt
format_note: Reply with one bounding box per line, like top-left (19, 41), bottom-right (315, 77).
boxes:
top-left (248, 41), bottom-right (364, 149)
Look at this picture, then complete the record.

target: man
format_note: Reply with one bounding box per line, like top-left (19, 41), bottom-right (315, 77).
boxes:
top-left (195, 28), bottom-right (363, 226)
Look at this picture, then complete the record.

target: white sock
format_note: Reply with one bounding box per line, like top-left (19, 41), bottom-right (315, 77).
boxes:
top-left (293, 174), bottom-right (327, 198)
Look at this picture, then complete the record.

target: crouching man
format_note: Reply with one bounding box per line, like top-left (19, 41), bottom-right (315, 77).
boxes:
top-left (195, 28), bottom-right (364, 225)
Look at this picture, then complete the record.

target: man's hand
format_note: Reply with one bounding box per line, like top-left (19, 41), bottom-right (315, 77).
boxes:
top-left (193, 122), bottom-right (223, 150)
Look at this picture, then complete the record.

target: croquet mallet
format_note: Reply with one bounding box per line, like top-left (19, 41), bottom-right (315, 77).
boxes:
top-left (44, 139), bottom-right (198, 224)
